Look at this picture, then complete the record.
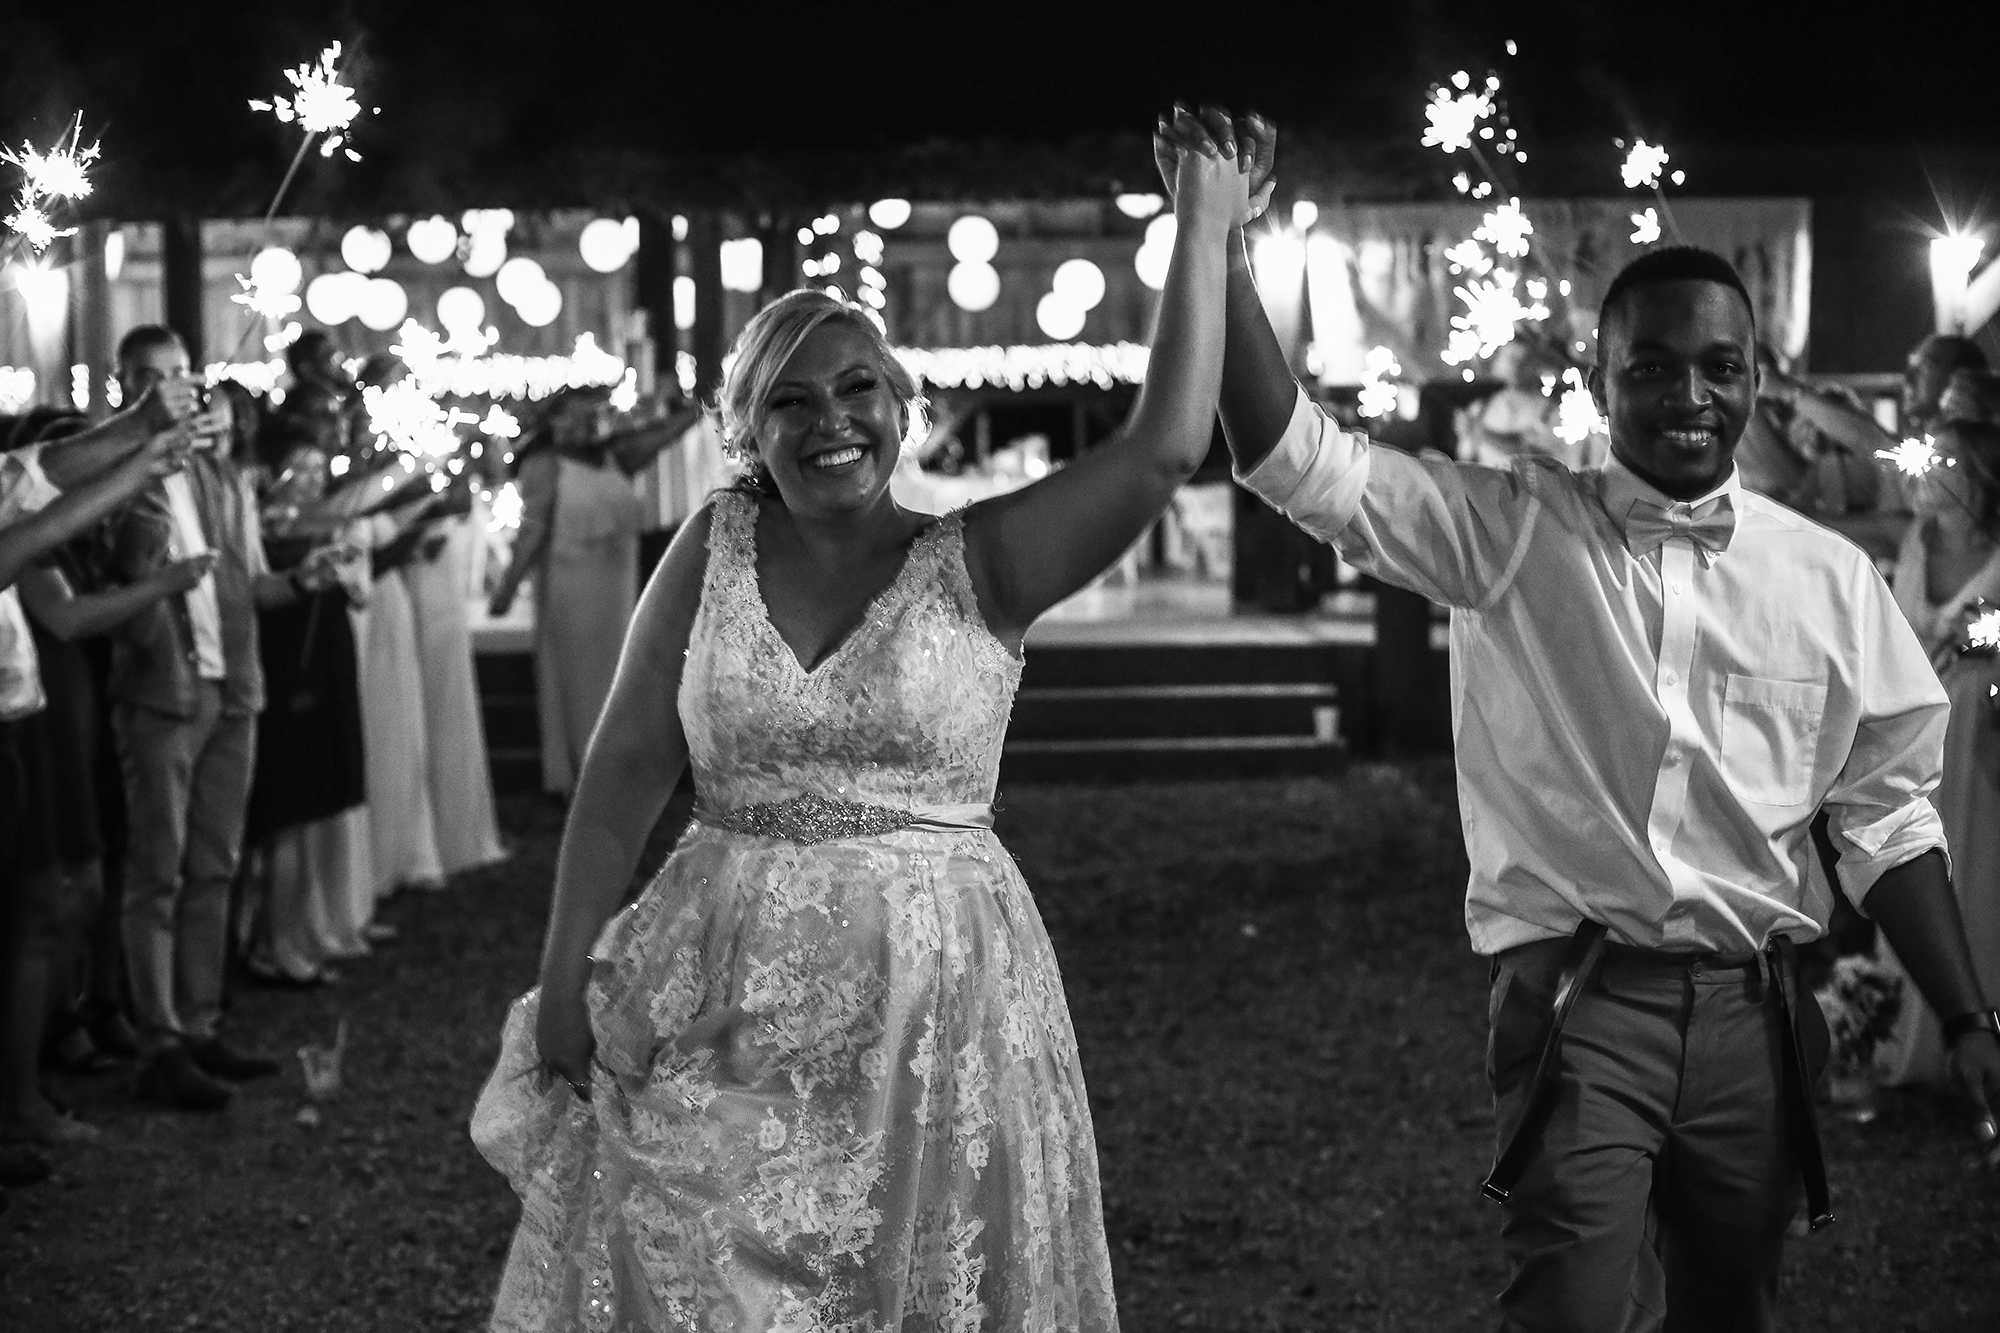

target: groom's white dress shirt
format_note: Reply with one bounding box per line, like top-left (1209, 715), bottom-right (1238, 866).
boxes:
top-left (1240, 388), bottom-right (1949, 956)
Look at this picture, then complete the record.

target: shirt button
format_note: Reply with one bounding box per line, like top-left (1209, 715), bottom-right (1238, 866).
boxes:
top-left (1671, 581), bottom-right (1684, 595)
top-left (1664, 669), bottom-right (1679, 685)
top-left (1664, 750), bottom-right (1679, 766)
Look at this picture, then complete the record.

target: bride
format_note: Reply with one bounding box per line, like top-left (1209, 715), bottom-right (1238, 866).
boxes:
top-left (473, 117), bottom-right (1268, 1331)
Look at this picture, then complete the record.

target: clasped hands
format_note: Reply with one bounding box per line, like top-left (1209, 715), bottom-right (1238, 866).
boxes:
top-left (1152, 104), bottom-right (1280, 229)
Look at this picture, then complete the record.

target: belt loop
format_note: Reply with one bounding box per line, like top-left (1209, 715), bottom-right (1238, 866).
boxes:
top-left (1750, 945), bottom-right (1770, 1004)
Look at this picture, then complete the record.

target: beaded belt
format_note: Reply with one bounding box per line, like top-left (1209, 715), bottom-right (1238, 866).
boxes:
top-left (695, 793), bottom-right (994, 845)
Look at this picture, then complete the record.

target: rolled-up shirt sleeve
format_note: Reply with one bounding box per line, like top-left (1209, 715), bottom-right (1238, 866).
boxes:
top-left (1824, 562), bottom-right (1952, 907)
top-left (1235, 384), bottom-right (1544, 610)
top-left (0, 444), bottom-right (62, 525)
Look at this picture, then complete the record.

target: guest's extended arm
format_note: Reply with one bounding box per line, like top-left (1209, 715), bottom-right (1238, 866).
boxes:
top-left (1, 431), bottom-right (189, 589)
top-left (34, 380), bottom-right (195, 490)
top-left (606, 403), bottom-right (703, 477)
top-left (488, 450), bottom-right (558, 617)
top-left (16, 556), bottom-right (214, 640)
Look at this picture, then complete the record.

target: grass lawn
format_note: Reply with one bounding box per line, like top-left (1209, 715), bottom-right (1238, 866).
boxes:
top-left (3, 765), bottom-right (1996, 1330)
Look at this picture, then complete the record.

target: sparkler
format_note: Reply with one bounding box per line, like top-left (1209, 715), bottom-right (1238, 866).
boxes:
top-left (1442, 269), bottom-right (1550, 364)
top-left (1422, 83), bottom-right (1495, 155)
top-left (1475, 199), bottom-right (1534, 259)
top-left (1554, 368), bottom-right (1607, 446)
top-left (1967, 607), bottom-right (2000, 654)
top-left (363, 378), bottom-right (477, 460)
top-left (1617, 138), bottom-right (1684, 244)
top-left (1874, 436), bottom-right (1950, 477)
top-left (1358, 346), bottom-right (1402, 420)
top-left (230, 272), bottom-right (302, 321)
top-left (2, 113), bottom-right (100, 256)
top-left (1444, 239), bottom-right (1492, 275)
top-left (248, 41), bottom-right (371, 223)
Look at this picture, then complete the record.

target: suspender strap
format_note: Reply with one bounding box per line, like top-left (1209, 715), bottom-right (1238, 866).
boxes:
top-left (1483, 919), bottom-right (1610, 1204)
top-left (1767, 936), bottom-right (1836, 1232)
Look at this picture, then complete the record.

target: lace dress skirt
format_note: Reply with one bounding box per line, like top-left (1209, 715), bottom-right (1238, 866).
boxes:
top-left (473, 821), bottom-right (1118, 1333)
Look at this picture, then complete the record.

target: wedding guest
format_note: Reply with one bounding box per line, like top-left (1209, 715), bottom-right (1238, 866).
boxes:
top-left (358, 494), bottom-right (449, 897)
top-left (1736, 343), bottom-right (1887, 517)
top-left (487, 387), bottom-right (695, 795)
top-left (1877, 419), bottom-right (2000, 1086)
top-left (1940, 367), bottom-right (2000, 428)
top-left (1905, 334), bottom-right (1988, 435)
top-left (404, 469), bottom-right (507, 875)
top-left (0, 416), bottom-right (195, 1145)
top-left (102, 327), bottom-right (335, 1111)
top-left (1163, 108), bottom-right (1999, 1331)
top-left (236, 400), bottom-right (371, 986)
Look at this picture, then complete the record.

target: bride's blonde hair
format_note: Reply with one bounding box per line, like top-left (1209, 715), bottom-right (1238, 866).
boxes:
top-left (716, 290), bottom-right (925, 481)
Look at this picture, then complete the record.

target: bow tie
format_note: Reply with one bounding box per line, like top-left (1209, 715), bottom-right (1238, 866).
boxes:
top-left (1624, 494), bottom-right (1736, 559)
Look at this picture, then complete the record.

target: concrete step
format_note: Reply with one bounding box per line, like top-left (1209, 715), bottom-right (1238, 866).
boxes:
top-left (1009, 682), bottom-right (1338, 741)
top-left (998, 733), bottom-right (1346, 783)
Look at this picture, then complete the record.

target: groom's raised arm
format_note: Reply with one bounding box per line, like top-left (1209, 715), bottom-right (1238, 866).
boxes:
top-left (1157, 109), bottom-right (1540, 613)
top-left (1156, 108), bottom-right (1298, 475)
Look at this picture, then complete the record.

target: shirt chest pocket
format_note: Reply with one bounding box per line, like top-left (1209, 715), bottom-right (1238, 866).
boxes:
top-left (1720, 674), bottom-right (1827, 807)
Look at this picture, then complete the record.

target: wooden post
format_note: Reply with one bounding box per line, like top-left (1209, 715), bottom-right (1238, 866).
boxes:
top-left (688, 211), bottom-right (726, 405)
top-left (70, 222), bottom-right (114, 415)
top-left (633, 210), bottom-right (679, 394)
top-left (162, 215), bottom-right (204, 362)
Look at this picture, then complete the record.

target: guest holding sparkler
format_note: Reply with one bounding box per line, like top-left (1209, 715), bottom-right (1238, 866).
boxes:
top-left (1, 409), bottom-right (198, 1150)
top-left (101, 327), bottom-right (340, 1111)
top-left (1906, 335), bottom-right (1989, 435)
top-left (1940, 367), bottom-right (2000, 428)
top-left (1876, 419), bottom-right (2000, 1087)
top-left (487, 386), bottom-right (698, 797)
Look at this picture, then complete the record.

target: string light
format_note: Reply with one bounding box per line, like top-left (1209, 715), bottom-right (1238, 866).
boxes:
top-left (1968, 607), bottom-right (2000, 652)
top-left (892, 342), bottom-right (1150, 392)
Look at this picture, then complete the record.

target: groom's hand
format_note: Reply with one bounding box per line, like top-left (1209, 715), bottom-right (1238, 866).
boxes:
top-left (1154, 104), bottom-right (1278, 217)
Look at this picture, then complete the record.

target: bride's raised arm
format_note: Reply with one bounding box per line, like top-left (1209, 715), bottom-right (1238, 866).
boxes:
top-left (956, 111), bottom-right (1269, 642)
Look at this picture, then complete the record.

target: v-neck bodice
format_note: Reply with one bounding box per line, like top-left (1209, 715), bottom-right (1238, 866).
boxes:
top-left (680, 490), bottom-right (1022, 811)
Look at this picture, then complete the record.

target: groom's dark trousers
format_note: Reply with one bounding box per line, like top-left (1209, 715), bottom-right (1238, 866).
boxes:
top-left (1486, 934), bottom-right (1831, 1333)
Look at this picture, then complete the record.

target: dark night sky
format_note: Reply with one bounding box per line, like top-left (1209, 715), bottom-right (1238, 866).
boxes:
top-left (4, 0), bottom-right (1999, 217)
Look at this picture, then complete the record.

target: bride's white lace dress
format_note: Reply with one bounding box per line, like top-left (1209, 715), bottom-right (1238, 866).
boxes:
top-left (472, 491), bottom-right (1118, 1332)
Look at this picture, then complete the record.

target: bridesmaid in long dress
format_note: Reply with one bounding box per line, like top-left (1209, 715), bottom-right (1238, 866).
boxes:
top-left (360, 501), bottom-right (448, 897)
top-left (488, 390), bottom-right (697, 796)
top-left (1877, 418), bottom-right (2000, 1085)
top-left (472, 128), bottom-right (1262, 1330)
top-left (405, 484), bottom-right (507, 874)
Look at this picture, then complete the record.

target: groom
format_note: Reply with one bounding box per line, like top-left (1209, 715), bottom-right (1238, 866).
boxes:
top-left (1157, 109), bottom-right (2000, 1330)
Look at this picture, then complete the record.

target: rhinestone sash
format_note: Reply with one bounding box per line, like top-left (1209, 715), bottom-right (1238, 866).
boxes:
top-left (695, 793), bottom-right (995, 845)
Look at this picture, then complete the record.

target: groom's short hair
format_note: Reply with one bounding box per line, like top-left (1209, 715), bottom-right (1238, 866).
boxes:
top-left (1597, 247), bottom-right (1756, 363)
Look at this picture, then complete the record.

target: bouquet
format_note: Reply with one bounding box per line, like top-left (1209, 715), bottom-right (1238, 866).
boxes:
top-left (1813, 954), bottom-right (1904, 1077)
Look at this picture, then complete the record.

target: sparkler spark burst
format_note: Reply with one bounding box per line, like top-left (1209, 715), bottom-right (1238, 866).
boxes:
top-left (1, 118), bottom-right (100, 201)
top-left (1422, 87), bottom-right (1495, 155)
top-left (363, 378), bottom-right (476, 460)
top-left (1621, 140), bottom-right (1671, 190)
top-left (5, 200), bottom-right (70, 252)
top-left (1442, 268), bottom-right (1550, 364)
top-left (1444, 239), bottom-right (1492, 275)
top-left (1358, 346), bottom-right (1402, 420)
top-left (1475, 199), bottom-right (1534, 259)
top-left (1969, 608), bottom-right (2000, 653)
top-left (1630, 208), bottom-right (1662, 245)
top-left (1554, 368), bottom-right (1607, 446)
top-left (479, 405), bottom-right (521, 440)
top-left (1875, 436), bottom-right (1948, 477)
top-left (229, 272), bottom-right (303, 321)
top-left (250, 41), bottom-right (366, 158)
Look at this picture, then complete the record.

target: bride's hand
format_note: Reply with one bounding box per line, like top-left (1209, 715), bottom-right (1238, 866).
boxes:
top-left (536, 983), bottom-right (596, 1101)
top-left (1172, 127), bottom-right (1263, 234)
top-left (1153, 104), bottom-right (1277, 225)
